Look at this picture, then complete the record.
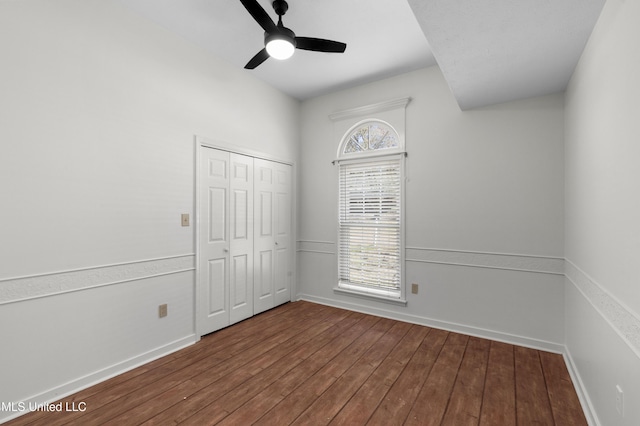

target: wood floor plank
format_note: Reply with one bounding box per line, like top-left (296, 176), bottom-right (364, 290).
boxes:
top-left (291, 320), bottom-right (413, 425)
top-left (540, 351), bottom-right (588, 425)
top-left (514, 345), bottom-right (555, 425)
top-left (252, 317), bottom-right (395, 426)
top-left (366, 328), bottom-right (449, 425)
top-left (155, 308), bottom-right (356, 425)
top-left (7, 302), bottom-right (304, 426)
top-left (5, 301), bottom-right (589, 426)
top-left (214, 312), bottom-right (375, 426)
top-left (102, 303), bottom-right (340, 425)
top-left (479, 341), bottom-right (516, 426)
top-left (404, 332), bottom-right (469, 426)
top-left (43, 301), bottom-right (321, 426)
top-left (440, 336), bottom-right (491, 426)
top-left (328, 324), bottom-right (430, 425)
top-left (12, 301), bottom-right (308, 426)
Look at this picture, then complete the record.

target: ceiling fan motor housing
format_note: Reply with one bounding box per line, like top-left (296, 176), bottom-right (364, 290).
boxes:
top-left (265, 25), bottom-right (296, 46)
top-left (272, 0), bottom-right (288, 17)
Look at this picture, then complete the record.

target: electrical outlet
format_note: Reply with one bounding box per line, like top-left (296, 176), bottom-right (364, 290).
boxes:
top-left (181, 214), bottom-right (190, 227)
top-left (616, 385), bottom-right (624, 416)
top-left (159, 304), bottom-right (168, 318)
top-left (411, 283), bottom-right (419, 294)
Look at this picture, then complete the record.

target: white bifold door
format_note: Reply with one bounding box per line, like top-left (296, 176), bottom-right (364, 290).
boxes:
top-left (253, 158), bottom-right (293, 315)
top-left (199, 147), bottom-right (292, 336)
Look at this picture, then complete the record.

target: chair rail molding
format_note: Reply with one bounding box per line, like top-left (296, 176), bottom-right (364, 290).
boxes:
top-left (406, 247), bottom-right (565, 275)
top-left (565, 258), bottom-right (640, 359)
top-left (0, 254), bottom-right (195, 305)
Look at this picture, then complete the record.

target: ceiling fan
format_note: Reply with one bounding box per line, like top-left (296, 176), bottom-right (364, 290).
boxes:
top-left (240, 0), bottom-right (347, 69)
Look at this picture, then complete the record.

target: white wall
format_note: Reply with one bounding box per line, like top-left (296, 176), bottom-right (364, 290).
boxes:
top-left (6, 1), bottom-right (637, 425)
top-left (564, 0), bottom-right (640, 423)
top-left (0, 1), bottom-right (299, 421)
top-left (298, 67), bottom-right (566, 351)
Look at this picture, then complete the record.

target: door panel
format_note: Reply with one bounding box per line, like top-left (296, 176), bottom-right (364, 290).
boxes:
top-left (259, 166), bottom-right (273, 184)
top-left (229, 153), bottom-right (253, 324)
top-left (259, 192), bottom-right (273, 237)
top-left (254, 158), bottom-right (292, 313)
top-left (233, 190), bottom-right (248, 240)
top-left (207, 259), bottom-right (226, 315)
top-left (208, 188), bottom-right (226, 242)
top-left (258, 250), bottom-right (273, 298)
top-left (254, 159), bottom-right (275, 314)
top-left (208, 158), bottom-right (227, 181)
top-left (199, 148), bottom-right (230, 334)
top-left (275, 247), bottom-right (289, 294)
top-left (231, 254), bottom-right (248, 307)
top-left (273, 162), bottom-right (292, 306)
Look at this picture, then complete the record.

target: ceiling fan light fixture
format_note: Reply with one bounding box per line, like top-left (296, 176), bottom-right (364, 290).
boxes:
top-left (265, 31), bottom-right (295, 60)
top-left (266, 38), bottom-right (294, 60)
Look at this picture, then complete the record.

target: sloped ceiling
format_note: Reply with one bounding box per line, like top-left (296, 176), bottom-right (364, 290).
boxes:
top-left (407, 0), bottom-right (606, 109)
top-left (119, 0), bottom-right (606, 109)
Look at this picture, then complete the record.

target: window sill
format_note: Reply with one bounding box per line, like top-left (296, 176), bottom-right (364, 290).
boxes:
top-left (333, 287), bottom-right (408, 307)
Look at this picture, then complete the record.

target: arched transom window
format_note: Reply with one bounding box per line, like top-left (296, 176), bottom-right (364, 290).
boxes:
top-left (339, 120), bottom-right (402, 157)
top-left (343, 122), bottom-right (398, 153)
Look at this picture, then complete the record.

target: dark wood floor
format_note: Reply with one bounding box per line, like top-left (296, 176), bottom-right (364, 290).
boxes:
top-left (7, 301), bottom-right (587, 425)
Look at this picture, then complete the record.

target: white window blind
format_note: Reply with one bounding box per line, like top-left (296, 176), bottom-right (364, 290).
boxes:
top-left (338, 157), bottom-right (401, 298)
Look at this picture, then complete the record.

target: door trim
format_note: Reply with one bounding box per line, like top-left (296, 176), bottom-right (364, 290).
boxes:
top-left (194, 135), bottom-right (296, 337)
top-left (196, 136), bottom-right (294, 166)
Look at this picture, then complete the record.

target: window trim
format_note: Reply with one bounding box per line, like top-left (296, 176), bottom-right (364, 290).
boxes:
top-left (334, 151), bottom-right (407, 306)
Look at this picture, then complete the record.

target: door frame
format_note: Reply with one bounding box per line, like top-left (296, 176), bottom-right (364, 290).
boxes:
top-left (194, 135), bottom-right (296, 337)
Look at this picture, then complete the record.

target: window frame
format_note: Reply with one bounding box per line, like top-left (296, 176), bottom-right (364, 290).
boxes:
top-left (334, 119), bottom-right (407, 306)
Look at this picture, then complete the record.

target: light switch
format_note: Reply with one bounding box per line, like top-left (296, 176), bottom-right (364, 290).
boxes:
top-left (411, 283), bottom-right (419, 294)
top-left (181, 214), bottom-right (190, 227)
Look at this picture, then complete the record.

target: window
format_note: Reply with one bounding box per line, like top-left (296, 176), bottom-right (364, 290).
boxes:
top-left (342, 121), bottom-right (399, 153)
top-left (336, 120), bottom-right (405, 302)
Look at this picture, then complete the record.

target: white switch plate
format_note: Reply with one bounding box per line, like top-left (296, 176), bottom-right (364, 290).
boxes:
top-left (181, 214), bottom-right (190, 227)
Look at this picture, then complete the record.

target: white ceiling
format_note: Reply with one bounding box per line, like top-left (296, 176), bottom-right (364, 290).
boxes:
top-left (407, 0), bottom-right (606, 109)
top-left (119, 0), bottom-right (605, 109)
top-left (119, 0), bottom-right (436, 100)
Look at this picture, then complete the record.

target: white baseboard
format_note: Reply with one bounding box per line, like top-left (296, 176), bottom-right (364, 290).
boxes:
top-left (563, 347), bottom-right (600, 426)
top-left (0, 334), bottom-right (197, 424)
top-left (296, 293), bottom-right (565, 354)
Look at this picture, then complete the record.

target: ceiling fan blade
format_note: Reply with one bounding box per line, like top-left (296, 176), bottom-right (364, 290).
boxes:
top-left (295, 37), bottom-right (347, 53)
top-left (239, 0), bottom-right (277, 33)
top-left (244, 48), bottom-right (270, 69)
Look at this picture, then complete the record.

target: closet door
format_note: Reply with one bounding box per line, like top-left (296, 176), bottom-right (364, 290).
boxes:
top-left (199, 148), bottom-right (254, 335)
top-left (198, 146), bottom-right (291, 334)
top-left (273, 161), bottom-right (292, 306)
top-left (228, 153), bottom-right (254, 324)
top-left (254, 158), bottom-right (292, 314)
top-left (253, 159), bottom-right (275, 314)
top-left (199, 148), bottom-right (231, 334)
